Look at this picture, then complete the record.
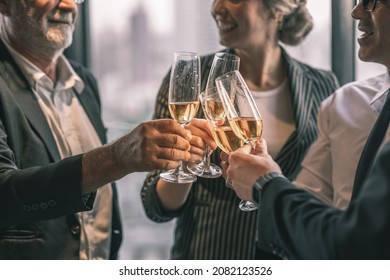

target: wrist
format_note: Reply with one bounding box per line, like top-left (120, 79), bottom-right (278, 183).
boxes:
top-left (253, 172), bottom-right (286, 205)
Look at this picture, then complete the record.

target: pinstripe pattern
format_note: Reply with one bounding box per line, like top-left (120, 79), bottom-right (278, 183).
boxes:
top-left (141, 48), bottom-right (340, 259)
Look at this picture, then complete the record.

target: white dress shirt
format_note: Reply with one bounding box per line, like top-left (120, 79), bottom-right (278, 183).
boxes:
top-left (294, 72), bottom-right (390, 210)
top-left (2, 38), bottom-right (113, 259)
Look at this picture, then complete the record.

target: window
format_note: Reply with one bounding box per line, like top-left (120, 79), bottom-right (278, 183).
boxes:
top-left (89, 0), bottom-right (332, 259)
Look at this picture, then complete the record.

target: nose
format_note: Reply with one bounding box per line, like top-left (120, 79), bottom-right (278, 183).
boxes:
top-left (57, 0), bottom-right (78, 12)
top-left (351, 1), bottom-right (368, 20)
top-left (211, 0), bottom-right (226, 17)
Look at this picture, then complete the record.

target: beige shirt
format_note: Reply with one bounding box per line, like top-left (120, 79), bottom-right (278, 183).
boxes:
top-left (251, 79), bottom-right (296, 158)
top-left (2, 38), bottom-right (113, 259)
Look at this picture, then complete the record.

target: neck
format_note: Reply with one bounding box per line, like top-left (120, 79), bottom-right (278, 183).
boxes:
top-left (234, 45), bottom-right (286, 92)
top-left (2, 33), bottom-right (61, 82)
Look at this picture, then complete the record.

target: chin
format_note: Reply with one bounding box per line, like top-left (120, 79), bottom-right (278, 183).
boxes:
top-left (47, 29), bottom-right (73, 49)
top-left (358, 53), bottom-right (373, 64)
top-left (218, 38), bottom-right (236, 49)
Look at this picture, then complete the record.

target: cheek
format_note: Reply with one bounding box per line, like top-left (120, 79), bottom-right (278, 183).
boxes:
top-left (30, 1), bottom-right (55, 19)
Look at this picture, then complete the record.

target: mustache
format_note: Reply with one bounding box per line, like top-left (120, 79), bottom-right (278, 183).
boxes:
top-left (48, 10), bottom-right (74, 24)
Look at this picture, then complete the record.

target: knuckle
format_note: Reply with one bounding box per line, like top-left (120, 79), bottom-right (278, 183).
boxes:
top-left (169, 147), bottom-right (176, 160)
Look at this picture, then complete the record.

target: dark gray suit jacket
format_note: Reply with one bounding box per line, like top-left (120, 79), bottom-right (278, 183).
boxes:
top-left (0, 40), bottom-right (122, 259)
top-left (257, 141), bottom-right (390, 259)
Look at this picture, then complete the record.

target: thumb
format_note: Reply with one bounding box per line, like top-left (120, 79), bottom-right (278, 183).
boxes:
top-left (253, 138), bottom-right (268, 156)
top-left (235, 143), bottom-right (253, 154)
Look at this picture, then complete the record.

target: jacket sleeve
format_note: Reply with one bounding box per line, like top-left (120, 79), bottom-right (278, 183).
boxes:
top-left (0, 120), bottom-right (95, 226)
top-left (0, 63), bottom-right (101, 227)
top-left (257, 142), bottom-right (390, 259)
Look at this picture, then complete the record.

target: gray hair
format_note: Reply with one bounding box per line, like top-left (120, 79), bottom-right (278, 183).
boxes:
top-left (264, 0), bottom-right (313, 46)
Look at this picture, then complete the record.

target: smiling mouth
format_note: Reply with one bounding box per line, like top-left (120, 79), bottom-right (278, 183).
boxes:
top-left (49, 20), bottom-right (71, 24)
top-left (216, 20), bottom-right (236, 32)
top-left (358, 30), bottom-right (374, 40)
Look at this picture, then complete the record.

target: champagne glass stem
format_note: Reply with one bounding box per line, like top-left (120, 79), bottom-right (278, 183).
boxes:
top-left (238, 141), bottom-right (259, 211)
top-left (186, 144), bottom-right (222, 178)
top-left (204, 146), bottom-right (212, 169)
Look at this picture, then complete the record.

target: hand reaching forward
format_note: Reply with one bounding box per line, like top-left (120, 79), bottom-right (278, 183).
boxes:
top-left (82, 119), bottom-right (192, 193)
top-left (220, 139), bottom-right (281, 201)
top-left (112, 119), bottom-right (192, 172)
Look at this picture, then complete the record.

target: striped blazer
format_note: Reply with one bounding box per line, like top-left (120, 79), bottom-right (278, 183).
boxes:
top-left (141, 48), bottom-right (340, 260)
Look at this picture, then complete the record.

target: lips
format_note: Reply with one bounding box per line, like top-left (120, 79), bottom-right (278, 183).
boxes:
top-left (49, 20), bottom-right (72, 25)
top-left (357, 25), bottom-right (374, 40)
top-left (48, 12), bottom-right (73, 25)
top-left (216, 20), bottom-right (237, 32)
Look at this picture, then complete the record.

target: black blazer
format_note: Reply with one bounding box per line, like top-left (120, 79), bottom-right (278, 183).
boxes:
top-left (0, 40), bottom-right (122, 259)
top-left (257, 141), bottom-right (390, 259)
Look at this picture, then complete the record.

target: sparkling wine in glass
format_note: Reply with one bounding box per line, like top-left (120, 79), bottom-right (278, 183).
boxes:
top-left (187, 52), bottom-right (240, 178)
top-left (160, 51), bottom-right (200, 184)
top-left (216, 70), bottom-right (263, 211)
top-left (200, 88), bottom-right (244, 155)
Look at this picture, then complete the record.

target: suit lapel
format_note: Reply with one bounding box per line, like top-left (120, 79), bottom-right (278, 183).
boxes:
top-left (12, 87), bottom-right (62, 161)
top-left (0, 41), bottom-right (61, 161)
top-left (274, 51), bottom-right (314, 164)
top-left (72, 67), bottom-right (106, 144)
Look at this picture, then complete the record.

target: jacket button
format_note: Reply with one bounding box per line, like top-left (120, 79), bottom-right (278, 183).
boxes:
top-left (48, 200), bottom-right (56, 207)
top-left (32, 203), bottom-right (39, 211)
top-left (70, 224), bottom-right (81, 235)
top-left (40, 202), bottom-right (48, 210)
top-left (23, 205), bottom-right (32, 212)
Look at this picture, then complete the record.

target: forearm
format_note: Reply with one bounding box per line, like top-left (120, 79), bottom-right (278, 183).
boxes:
top-left (156, 179), bottom-right (192, 211)
top-left (81, 143), bottom-right (126, 195)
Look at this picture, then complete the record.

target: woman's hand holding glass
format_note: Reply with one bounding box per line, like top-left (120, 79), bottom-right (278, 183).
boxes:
top-left (185, 118), bottom-right (218, 165)
top-left (187, 52), bottom-right (240, 179)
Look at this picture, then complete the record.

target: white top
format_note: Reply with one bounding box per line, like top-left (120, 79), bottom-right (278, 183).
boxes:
top-left (251, 79), bottom-right (296, 158)
top-left (3, 39), bottom-right (113, 259)
top-left (294, 72), bottom-right (390, 210)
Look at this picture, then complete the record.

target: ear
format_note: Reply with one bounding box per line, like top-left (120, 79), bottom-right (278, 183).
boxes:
top-left (271, 10), bottom-right (284, 22)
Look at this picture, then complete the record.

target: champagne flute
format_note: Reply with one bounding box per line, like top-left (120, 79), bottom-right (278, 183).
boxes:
top-left (216, 70), bottom-right (263, 211)
top-left (200, 88), bottom-right (244, 154)
top-left (160, 51), bottom-right (200, 184)
top-left (187, 52), bottom-right (240, 178)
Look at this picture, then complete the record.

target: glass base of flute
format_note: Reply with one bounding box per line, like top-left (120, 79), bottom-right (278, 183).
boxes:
top-left (187, 146), bottom-right (222, 178)
top-left (239, 199), bottom-right (259, 212)
top-left (160, 162), bottom-right (197, 184)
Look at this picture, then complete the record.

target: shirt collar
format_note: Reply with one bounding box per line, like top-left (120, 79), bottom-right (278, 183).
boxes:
top-left (1, 37), bottom-right (85, 94)
top-left (370, 71), bottom-right (390, 113)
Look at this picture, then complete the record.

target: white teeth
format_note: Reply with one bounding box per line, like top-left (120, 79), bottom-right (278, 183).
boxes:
top-left (357, 30), bottom-right (373, 39)
top-left (217, 21), bottom-right (235, 31)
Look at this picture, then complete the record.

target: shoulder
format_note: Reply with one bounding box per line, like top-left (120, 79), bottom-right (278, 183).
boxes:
top-left (68, 60), bottom-right (97, 84)
top-left (282, 50), bottom-right (339, 86)
top-left (325, 73), bottom-right (385, 106)
top-left (68, 59), bottom-right (99, 92)
top-left (199, 48), bottom-right (231, 70)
